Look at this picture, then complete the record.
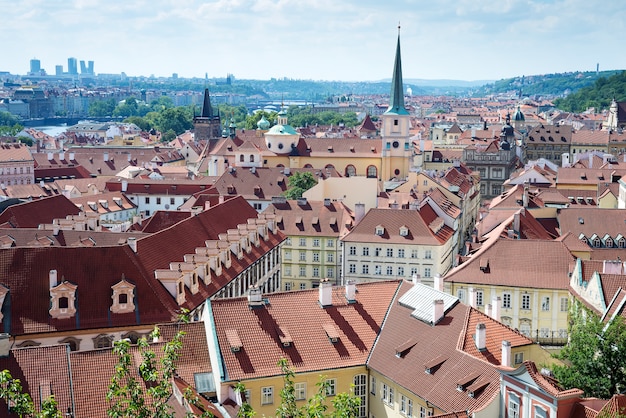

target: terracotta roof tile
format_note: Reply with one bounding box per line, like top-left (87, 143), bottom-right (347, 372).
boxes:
top-left (0, 195), bottom-right (81, 228)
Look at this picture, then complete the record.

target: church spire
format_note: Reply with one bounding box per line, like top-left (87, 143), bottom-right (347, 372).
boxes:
top-left (385, 24), bottom-right (409, 115)
top-left (201, 87), bottom-right (214, 118)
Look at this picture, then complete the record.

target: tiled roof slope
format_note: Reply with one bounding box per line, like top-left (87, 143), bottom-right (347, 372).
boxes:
top-left (557, 207), bottom-right (626, 238)
top-left (368, 281), bottom-right (503, 413)
top-left (0, 195), bottom-right (81, 228)
top-left (342, 208), bottom-right (454, 245)
top-left (264, 199), bottom-right (354, 237)
top-left (0, 143), bottom-right (33, 162)
top-left (209, 280), bottom-right (401, 381)
top-left (444, 236), bottom-right (574, 289)
top-left (0, 228), bottom-right (148, 247)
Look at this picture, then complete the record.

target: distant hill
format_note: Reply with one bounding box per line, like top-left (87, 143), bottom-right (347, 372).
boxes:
top-left (554, 70), bottom-right (626, 112)
top-left (472, 70), bottom-right (623, 98)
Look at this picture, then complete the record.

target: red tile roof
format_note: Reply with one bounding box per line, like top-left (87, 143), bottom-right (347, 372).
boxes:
top-left (0, 195), bottom-right (81, 228)
top-left (264, 199), bottom-right (354, 238)
top-left (209, 280), bottom-right (401, 381)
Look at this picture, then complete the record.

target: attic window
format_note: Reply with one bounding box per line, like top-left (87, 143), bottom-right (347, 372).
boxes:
top-left (424, 355), bottom-right (447, 374)
top-left (479, 259), bottom-right (489, 272)
top-left (295, 216), bottom-right (303, 224)
top-left (312, 217), bottom-right (319, 225)
top-left (327, 146), bottom-right (333, 152)
top-left (399, 226), bottom-right (409, 237)
top-left (375, 225), bottom-right (385, 236)
top-left (466, 379), bottom-right (489, 398)
top-left (350, 146), bottom-right (355, 152)
top-left (49, 281), bottom-right (78, 319)
top-left (226, 329), bottom-right (243, 352)
top-left (323, 323), bottom-right (340, 343)
top-left (394, 338), bottom-right (418, 358)
top-left (110, 279), bottom-right (136, 314)
top-left (329, 217), bottom-right (337, 226)
top-left (371, 147), bottom-right (376, 152)
top-left (276, 325), bottom-right (293, 347)
top-left (456, 373), bottom-right (480, 392)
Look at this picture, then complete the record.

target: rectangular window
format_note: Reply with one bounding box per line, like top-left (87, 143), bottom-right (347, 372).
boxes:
top-left (170, 197), bottom-right (175, 205)
top-left (313, 239), bottom-right (320, 247)
top-left (420, 406), bottom-right (426, 418)
top-left (285, 282), bottom-right (292, 291)
top-left (313, 252), bottom-right (320, 262)
top-left (425, 250), bottom-right (432, 259)
top-left (386, 266), bottom-right (393, 275)
top-left (382, 383), bottom-right (388, 401)
top-left (476, 290), bottom-right (484, 306)
top-left (370, 376), bottom-right (376, 395)
top-left (285, 237), bottom-right (292, 246)
top-left (261, 387), bottom-right (273, 405)
top-left (363, 247), bottom-right (369, 256)
top-left (349, 246), bottom-right (356, 255)
top-left (424, 267), bottom-right (431, 278)
top-left (362, 265), bottom-right (369, 274)
top-left (295, 382), bottom-right (306, 400)
top-left (284, 266), bottom-right (291, 276)
top-left (398, 249), bottom-right (405, 258)
top-left (398, 266), bottom-right (405, 276)
top-left (514, 352), bottom-right (524, 364)
top-left (300, 283), bottom-right (306, 290)
top-left (387, 248), bottom-right (393, 257)
top-left (388, 387), bottom-right (394, 406)
top-left (299, 266), bottom-right (306, 277)
top-left (327, 253), bottom-right (334, 262)
top-left (327, 239), bottom-right (334, 247)
top-left (145, 197), bottom-right (150, 204)
top-left (400, 395), bottom-right (407, 414)
top-left (408, 399), bottom-right (413, 417)
top-left (560, 297), bottom-right (568, 312)
top-left (299, 251), bottom-right (306, 261)
top-left (374, 265), bottom-right (382, 275)
top-left (299, 238), bottom-right (306, 246)
top-left (541, 296), bottom-right (550, 311)
top-left (284, 250), bottom-right (292, 260)
top-left (326, 379), bottom-right (336, 396)
top-left (349, 264), bottom-right (356, 274)
top-left (326, 267), bottom-right (334, 278)
top-left (410, 267), bottom-right (418, 277)
top-left (411, 249), bottom-right (418, 259)
top-left (503, 293), bottom-right (511, 309)
top-left (522, 294), bottom-right (531, 310)
top-left (156, 197), bottom-right (161, 205)
top-left (313, 267), bottom-right (319, 277)
top-left (508, 394), bottom-right (520, 418)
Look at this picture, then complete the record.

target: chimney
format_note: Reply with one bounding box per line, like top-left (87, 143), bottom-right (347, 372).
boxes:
top-left (468, 287), bottom-right (476, 308)
top-left (491, 296), bottom-right (501, 321)
top-left (204, 201), bottom-right (211, 211)
top-left (284, 167), bottom-right (291, 175)
top-left (501, 340), bottom-right (511, 367)
top-left (0, 334), bottom-right (10, 357)
top-left (319, 279), bottom-right (332, 307)
top-left (475, 323), bottom-right (486, 351)
top-left (433, 299), bottom-right (444, 325)
top-left (47, 152), bottom-right (53, 161)
top-left (355, 203), bottom-right (365, 224)
top-left (127, 237), bottom-right (137, 253)
top-left (588, 153), bottom-right (592, 168)
top-left (69, 152), bottom-right (75, 161)
top-left (345, 280), bottom-right (356, 302)
top-left (53, 225), bottom-right (60, 236)
top-left (49, 269), bottom-right (58, 289)
top-left (247, 285), bottom-right (263, 307)
top-left (127, 153), bottom-right (131, 162)
top-left (104, 152), bottom-right (109, 162)
top-left (59, 151), bottom-right (65, 161)
top-left (522, 185), bottom-right (529, 209)
top-left (121, 180), bottom-right (128, 192)
top-left (412, 273), bottom-right (421, 285)
top-left (218, 195), bottom-right (225, 204)
top-left (485, 303), bottom-right (492, 318)
top-left (39, 180), bottom-right (44, 188)
top-left (434, 274), bottom-right (443, 292)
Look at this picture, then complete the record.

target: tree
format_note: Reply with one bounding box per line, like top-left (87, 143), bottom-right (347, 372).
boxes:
top-left (0, 124), bottom-right (24, 137)
top-left (552, 306), bottom-right (626, 398)
top-left (124, 116), bottom-right (153, 132)
top-left (283, 172), bottom-right (317, 199)
top-left (0, 370), bottom-right (61, 417)
top-left (89, 98), bottom-right (117, 117)
top-left (107, 312), bottom-right (214, 418)
top-left (155, 107), bottom-right (193, 136)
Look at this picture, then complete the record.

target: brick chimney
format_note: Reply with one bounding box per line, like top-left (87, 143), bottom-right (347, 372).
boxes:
top-left (491, 296), bottom-right (501, 321)
top-left (248, 285), bottom-right (263, 307)
top-left (355, 203), bottom-right (365, 224)
top-left (433, 299), bottom-right (444, 325)
top-left (468, 287), bottom-right (476, 308)
top-left (485, 303), bottom-right (492, 318)
top-left (475, 323), bottom-right (486, 351)
top-left (319, 278), bottom-right (332, 307)
top-left (501, 340), bottom-right (511, 367)
top-left (345, 280), bottom-right (356, 303)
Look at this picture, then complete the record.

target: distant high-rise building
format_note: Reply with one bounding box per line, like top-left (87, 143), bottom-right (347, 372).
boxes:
top-left (79, 60), bottom-right (94, 75)
top-left (80, 60), bottom-right (87, 74)
top-left (87, 60), bottom-right (94, 75)
top-left (55, 65), bottom-right (64, 76)
top-left (67, 57), bottom-right (78, 75)
top-left (29, 59), bottom-right (41, 75)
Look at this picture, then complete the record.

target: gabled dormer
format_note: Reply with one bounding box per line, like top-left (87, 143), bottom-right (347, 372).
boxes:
top-left (171, 262), bottom-right (199, 295)
top-left (49, 272), bottom-right (78, 320)
top-left (110, 279), bottom-right (136, 314)
top-left (154, 270), bottom-right (185, 306)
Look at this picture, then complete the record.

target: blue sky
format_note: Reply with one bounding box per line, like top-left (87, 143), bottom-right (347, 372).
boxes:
top-left (2, 0), bottom-right (625, 82)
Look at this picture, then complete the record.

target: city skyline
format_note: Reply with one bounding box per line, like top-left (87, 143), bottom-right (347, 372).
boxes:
top-left (2, 0), bottom-right (626, 82)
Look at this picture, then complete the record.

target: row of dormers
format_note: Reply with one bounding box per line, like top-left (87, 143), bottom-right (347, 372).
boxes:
top-left (579, 233), bottom-right (626, 248)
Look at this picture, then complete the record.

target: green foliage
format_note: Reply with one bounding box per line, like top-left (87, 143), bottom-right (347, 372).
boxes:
top-left (554, 71), bottom-right (626, 112)
top-left (233, 382), bottom-right (255, 418)
top-left (0, 123), bottom-right (24, 137)
top-left (552, 306), bottom-right (626, 398)
top-left (0, 111), bottom-right (21, 126)
top-left (89, 98), bottom-right (117, 117)
top-left (123, 116), bottom-right (154, 132)
top-left (0, 369), bottom-right (61, 417)
top-left (285, 106), bottom-right (359, 129)
top-left (283, 172), bottom-right (317, 199)
top-left (244, 111), bottom-right (277, 130)
top-left (156, 107), bottom-right (194, 136)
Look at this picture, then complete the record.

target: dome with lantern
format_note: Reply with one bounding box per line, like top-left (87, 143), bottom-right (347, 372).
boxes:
top-left (264, 108), bottom-right (299, 154)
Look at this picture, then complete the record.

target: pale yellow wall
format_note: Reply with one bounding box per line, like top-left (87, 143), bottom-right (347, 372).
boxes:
top-left (303, 177), bottom-right (379, 212)
top-left (281, 235), bottom-right (341, 290)
top-left (234, 365), bottom-right (368, 417)
top-left (447, 283), bottom-right (570, 343)
top-left (598, 192), bottom-right (617, 209)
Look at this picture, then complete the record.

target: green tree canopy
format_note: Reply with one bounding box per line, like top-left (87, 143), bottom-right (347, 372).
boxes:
top-left (283, 171), bottom-right (317, 199)
top-left (88, 98), bottom-right (117, 117)
top-left (123, 116), bottom-right (154, 132)
top-left (552, 306), bottom-right (626, 398)
top-left (155, 107), bottom-right (193, 137)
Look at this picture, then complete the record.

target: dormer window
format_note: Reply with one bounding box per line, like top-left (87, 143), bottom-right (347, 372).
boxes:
top-left (399, 226), bottom-right (409, 237)
top-left (110, 279), bottom-right (136, 314)
top-left (49, 281), bottom-right (78, 319)
top-left (375, 225), bottom-right (385, 236)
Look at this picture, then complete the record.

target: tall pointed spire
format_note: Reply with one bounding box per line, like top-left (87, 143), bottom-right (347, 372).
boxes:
top-left (201, 87), bottom-right (213, 118)
top-left (385, 24), bottom-right (409, 115)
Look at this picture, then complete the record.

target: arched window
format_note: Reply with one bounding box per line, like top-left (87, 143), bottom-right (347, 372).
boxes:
top-left (239, 155), bottom-right (244, 162)
top-left (345, 165), bottom-right (356, 177)
top-left (593, 237), bottom-right (602, 248)
top-left (325, 164), bottom-right (335, 170)
top-left (353, 374), bottom-right (367, 417)
top-left (250, 155), bottom-right (255, 162)
top-left (304, 164), bottom-right (313, 168)
top-left (121, 331), bottom-right (141, 344)
top-left (606, 238), bottom-right (614, 248)
top-left (366, 165), bottom-right (377, 178)
top-left (93, 334), bottom-right (113, 349)
top-left (276, 164), bottom-right (285, 168)
top-left (59, 337), bottom-right (81, 352)
top-left (619, 238), bottom-right (626, 248)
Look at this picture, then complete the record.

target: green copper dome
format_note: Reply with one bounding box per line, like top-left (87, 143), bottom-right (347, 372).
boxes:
top-left (257, 115), bottom-right (270, 130)
top-left (513, 105), bottom-right (525, 121)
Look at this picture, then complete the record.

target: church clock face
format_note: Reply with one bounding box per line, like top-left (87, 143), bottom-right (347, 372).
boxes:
top-left (392, 141), bottom-right (400, 148)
